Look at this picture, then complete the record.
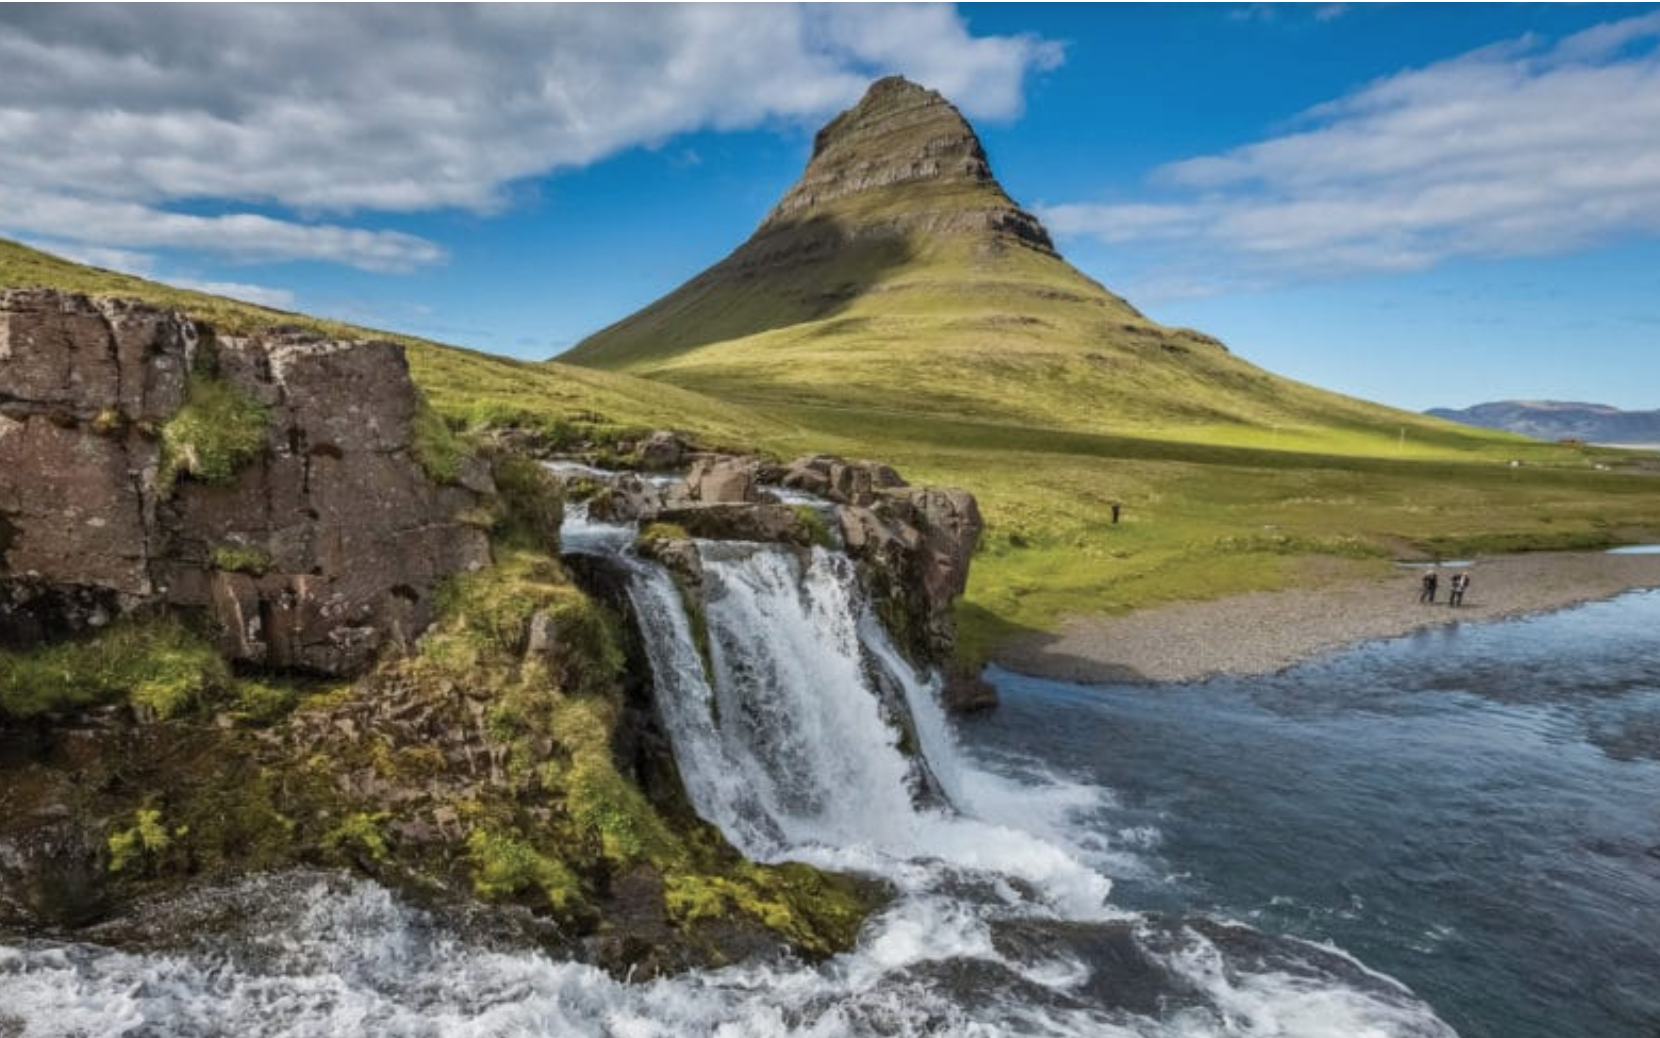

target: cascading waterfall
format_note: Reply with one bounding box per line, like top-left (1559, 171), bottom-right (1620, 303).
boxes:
top-left (0, 487), bottom-right (1461, 1038)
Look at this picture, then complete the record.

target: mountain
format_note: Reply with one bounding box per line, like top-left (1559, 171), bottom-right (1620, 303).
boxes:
top-left (564, 77), bottom-right (1495, 455)
top-left (1427, 401), bottom-right (1660, 446)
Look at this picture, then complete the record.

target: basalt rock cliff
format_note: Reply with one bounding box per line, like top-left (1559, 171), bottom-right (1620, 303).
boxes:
top-left (0, 288), bottom-right (492, 672)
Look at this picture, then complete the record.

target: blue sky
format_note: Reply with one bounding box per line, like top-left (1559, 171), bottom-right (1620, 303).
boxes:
top-left (3, 4), bottom-right (1658, 412)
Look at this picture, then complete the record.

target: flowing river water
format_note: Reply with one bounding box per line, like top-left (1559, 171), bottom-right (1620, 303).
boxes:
top-left (2, 501), bottom-right (1655, 1037)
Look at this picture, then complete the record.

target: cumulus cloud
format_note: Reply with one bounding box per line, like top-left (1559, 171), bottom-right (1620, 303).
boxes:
top-left (1041, 12), bottom-right (1660, 295)
top-left (0, 5), bottom-right (1059, 272)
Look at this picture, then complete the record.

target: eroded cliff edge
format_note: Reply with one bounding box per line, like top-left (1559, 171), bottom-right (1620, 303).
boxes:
top-left (0, 288), bottom-right (492, 670)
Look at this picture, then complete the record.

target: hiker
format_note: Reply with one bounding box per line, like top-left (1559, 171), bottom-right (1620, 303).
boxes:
top-left (1419, 568), bottom-right (1439, 604)
top-left (1111, 502), bottom-right (1121, 525)
top-left (1449, 571), bottom-right (1469, 607)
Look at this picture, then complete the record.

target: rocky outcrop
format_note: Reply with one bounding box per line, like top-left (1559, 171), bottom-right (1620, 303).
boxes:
top-left (656, 504), bottom-right (824, 549)
top-left (780, 454), bottom-right (908, 506)
top-left (822, 463), bottom-right (989, 711)
top-left (0, 289), bottom-right (492, 673)
top-left (552, 447), bottom-right (989, 709)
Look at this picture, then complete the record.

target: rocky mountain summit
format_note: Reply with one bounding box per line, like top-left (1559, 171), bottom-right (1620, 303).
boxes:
top-left (0, 288), bottom-right (492, 672)
top-left (757, 74), bottom-right (1055, 252)
top-left (562, 75), bottom-right (1100, 368)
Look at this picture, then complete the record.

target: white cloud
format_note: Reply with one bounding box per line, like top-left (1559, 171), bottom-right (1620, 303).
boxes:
top-left (162, 278), bottom-right (297, 311)
top-left (0, 5), bottom-right (1059, 271)
top-left (1041, 12), bottom-right (1660, 296)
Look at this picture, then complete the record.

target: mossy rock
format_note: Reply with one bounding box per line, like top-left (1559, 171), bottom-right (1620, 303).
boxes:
top-left (157, 373), bottom-right (270, 497)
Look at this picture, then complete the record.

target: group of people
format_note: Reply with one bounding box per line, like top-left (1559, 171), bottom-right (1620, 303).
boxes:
top-left (1418, 568), bottom-right (1471, 607)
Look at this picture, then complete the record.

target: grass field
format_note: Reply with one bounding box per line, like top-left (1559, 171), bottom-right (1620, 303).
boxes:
top-left (728, 401), bottom-right (1660, 660)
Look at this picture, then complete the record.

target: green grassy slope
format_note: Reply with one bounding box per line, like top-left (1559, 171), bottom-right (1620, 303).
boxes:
top-left (564, 80), bottom-right (1518, 460)
top-left (753, 401), bottom-right (1660, 658)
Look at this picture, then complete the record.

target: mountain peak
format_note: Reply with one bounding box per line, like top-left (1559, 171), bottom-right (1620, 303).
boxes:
top-left (757, 77), bottom-right (1051, 252)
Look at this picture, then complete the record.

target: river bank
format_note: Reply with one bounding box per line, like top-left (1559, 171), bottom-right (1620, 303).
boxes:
top-left (993, 548), bottom-right (1660, 685)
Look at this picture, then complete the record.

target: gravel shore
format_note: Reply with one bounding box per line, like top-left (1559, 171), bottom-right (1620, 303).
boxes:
top-left (993, 549), bottom-right (1660, 685)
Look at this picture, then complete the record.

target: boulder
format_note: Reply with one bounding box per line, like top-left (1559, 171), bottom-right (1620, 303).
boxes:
top-left (637, 431), bottom-right (687, 471)
top-left (836, 479), bottom-right (985, 705)
top-left (678, 454), bottom-right (759, 505)
top-left (586, 472), bottom-right (666, 524)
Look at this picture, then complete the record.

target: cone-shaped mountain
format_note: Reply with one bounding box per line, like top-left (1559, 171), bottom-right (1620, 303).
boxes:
top-left (565, 77), bottom-right (1483, 451)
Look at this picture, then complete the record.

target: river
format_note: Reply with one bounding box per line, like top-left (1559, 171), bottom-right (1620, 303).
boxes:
top-left (2, 520), bottom-right (1655, 1036)
top-left (975, 588), bottom-right (1660, 1038)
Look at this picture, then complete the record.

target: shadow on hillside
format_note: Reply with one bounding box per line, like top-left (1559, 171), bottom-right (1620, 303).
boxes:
top-left (568, 215), bottom-right (916, 362)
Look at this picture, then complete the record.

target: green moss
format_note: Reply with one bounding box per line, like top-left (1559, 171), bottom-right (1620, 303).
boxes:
top-left (158, 374), bottom-right (269, 497)
top-left (792, 505), bottom-right (834, 549)
top-left (664, 860), bottom-right (873, 960)
top-left (172, 764), bottom-right (296, 874)
top-left (412, 397), bottom-right (469, 484)
top-left (465, 828), bottom-right (582, 911)
top-left (324, 811), bottom-right (392, 865)
top-left (229, 673), bottom-right (350, 725)
top-left (567, 757), bottom-right (679, 868)
top-left (423, 552), bottom-right (627, 693)
top-left (489, 452), bottom-right (564, 553)
top-left (211, 542), bottom-right (273, 577)
top-left (0, 615), bottom-right (229, 720)
top-left (639, 521), bottom-right (691, 543)
top-left (108, 807), bottom-right (179, 874)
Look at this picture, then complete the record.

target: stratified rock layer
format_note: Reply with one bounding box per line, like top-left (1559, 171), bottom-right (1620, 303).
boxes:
top-left (757, 75), bottom-right (1054, 253)
top-left (0, 289), bottom-right (492, 672)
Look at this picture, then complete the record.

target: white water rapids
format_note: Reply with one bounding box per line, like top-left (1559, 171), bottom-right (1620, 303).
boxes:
top-left (0, 500), bottom-right (1459, 1037)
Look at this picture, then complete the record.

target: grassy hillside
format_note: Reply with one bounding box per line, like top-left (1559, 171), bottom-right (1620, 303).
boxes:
top-left (573, 221), bottom-right (1534, 459)
top-left (750, 402), bottom-right (1660, 658)
top-left (6, 235), bottom-right (1657, 659)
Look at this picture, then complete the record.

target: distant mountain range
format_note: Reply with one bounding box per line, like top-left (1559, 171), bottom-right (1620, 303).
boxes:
top-left (1427, 401), bottom-right (1660, 445)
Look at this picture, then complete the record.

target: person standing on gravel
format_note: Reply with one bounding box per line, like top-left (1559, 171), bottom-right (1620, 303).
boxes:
top-left (1420, 568), bottom-right (1439, 604)
top-left (1449, 571), bottom-right (1469, 607)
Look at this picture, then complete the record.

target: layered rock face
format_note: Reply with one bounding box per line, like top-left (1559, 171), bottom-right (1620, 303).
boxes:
top-left (0, 289), bottom-right (491, 673)
top-left (757, 74), bottom-right (1055, 253)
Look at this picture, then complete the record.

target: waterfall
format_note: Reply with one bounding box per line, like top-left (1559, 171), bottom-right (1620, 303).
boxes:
top-left (0, 482), bottom-right (1461, 1038)
top-left (628, 542), bottom-right (928, 858)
